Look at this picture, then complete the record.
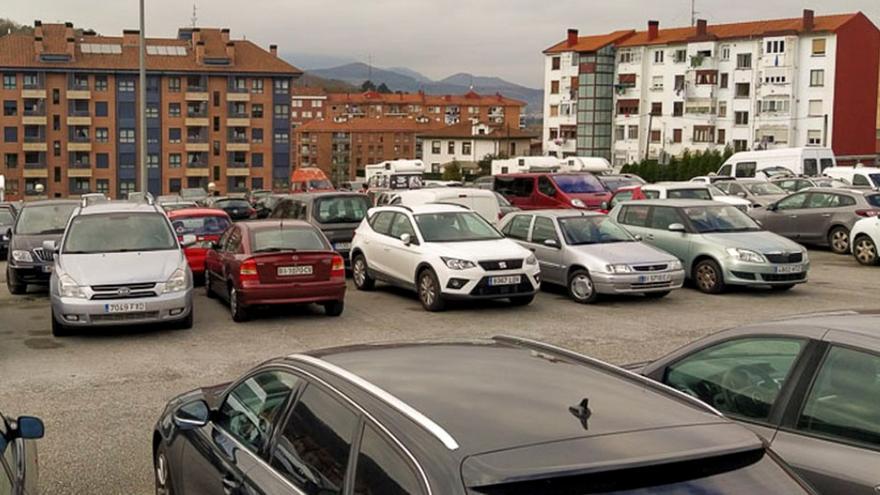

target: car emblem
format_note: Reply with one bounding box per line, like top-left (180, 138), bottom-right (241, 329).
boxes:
top-left (499, 261), bottom-right (507, 269)
top-left (117, 287), bottom-right (131, 296)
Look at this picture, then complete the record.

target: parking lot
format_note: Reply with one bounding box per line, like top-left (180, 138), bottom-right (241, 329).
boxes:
top-left (0, 249), bottom-right (877, 494)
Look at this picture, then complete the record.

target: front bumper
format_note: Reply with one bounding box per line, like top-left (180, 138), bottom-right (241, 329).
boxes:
top-left (8, 263), bottom-right (53, 286)
top-left (438, 265), bottom-right (541, 300)
top-left (722, 259), bottom-right (810, 286)
top-left (51, 289), bottom-right (193, 326)
top-left (592, 269), bottom-right (686, 294)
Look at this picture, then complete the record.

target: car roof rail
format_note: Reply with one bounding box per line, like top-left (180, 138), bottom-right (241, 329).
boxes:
top-left (492, 335), bottom-right (723, 417)
top-left (429, 202), bottom-right (469, 209)
top-left (80, 195), bottom-right (109, 208)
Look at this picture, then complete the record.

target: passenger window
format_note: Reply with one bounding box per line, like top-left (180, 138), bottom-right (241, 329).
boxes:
top-left (718, 164), bottom-right (732, 176)
top-left (728, 183), bottom-right (745, 195)
top-left (837, 195), bottom-right (856, 207)
top-left (388, 213), bottom-right (416, 241)
top-left (820, 158), bottom-right (834, 172)
top-left (217, 371), bottom-right (301, 452)
top-left (225, 228), bottom-right (243, 253)
top-left (797, 346), bottom-right (880, 448)
top-left (776, 193), bottom-right (808, 210)
top-left (512, 178), bottom-right (534, 197)
top-left (502, 215), bottom-right (532, 241)
top-left (271, 384), bottom-right (359, 494)
top-left (803, 159), bottom-right (818, 177)
top-left (715, 182), bottom-right (732, 194)
top-left (619, 205), bottom-right (650, 227)
top-left (664, 337), bottom-right (806, 421)
top-left (853, 174), bottom-right (870, 187)
top-left (643, 190), bottom-right (660, 199)
top-left (217, 229), bottom-right (232, 251)
top-left (610, 190), bottom-right (632, 208)
top-left (531, 217), bottom-right (558, 244)
top-left (537, 177), bottom-right (557, 197)
top-left (353, 424), bottom-right (425, 495)
top-left (735, 162), bottom-right (757, 178)
top-left (649, 207), bottom-right (683, 230)
top-left (806, 193), bottom-right (838, 209)
top-left (369, 212), bottom-right (394, 235)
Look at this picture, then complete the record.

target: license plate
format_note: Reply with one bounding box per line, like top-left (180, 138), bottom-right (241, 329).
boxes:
top-left (488, 275), bottom-right (521, 286)
top-left (105, 302), bottom-right (146, 313)
top-left (278, 265), bottom-right (313, 276)
top-left (639, 273), bottom-right (671, 283)
top-left (42, 265), bottom-right (53, 273)
top-left (775, 264), bottom-right (803, 274)
top-left (334, 242), bottom-right (351, 250)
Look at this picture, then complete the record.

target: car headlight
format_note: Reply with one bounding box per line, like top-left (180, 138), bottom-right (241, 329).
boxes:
top-left (525, 254), bottom-right (537, 266)
top-left (726, 248), bottom-right (766, 263)
top-left (441, 257), bottom-right (476, 270)
top-left (801, 250), bottom-right (809, 263)
top-left (1, 234), bottom-right (8, 241)
top-left (58, 274), bottom-right (87, 299)
top-left (668, 259), bottom-right (683, 270)
top-left (606, 264), bottom-right (632, 273)
top-left (11, 250), bottom-right (33, 262)
top-left (571, 198), bottom-right (586, 208)
top-left (163, 268), bottom-right (189, 293)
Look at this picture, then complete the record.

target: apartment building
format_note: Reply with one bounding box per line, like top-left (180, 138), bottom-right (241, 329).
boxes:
top-left (291, 86), bottom-right (327, 127)
top-left (416, 122), bottom-right (537, 173)
top-left (543, 11), bottom-right (880, 166)
top-left (0, 21), bottom-right (299, 200)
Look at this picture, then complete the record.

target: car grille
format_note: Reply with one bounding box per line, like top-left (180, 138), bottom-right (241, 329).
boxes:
top-left (90, 283), bottom-right (158, 300)
top-left (91, 311), bottom-right (159, 322)
top-left (470, 277), bottom-right (534, 296)
top-left (32, 248), bottom-right (53, 262)
top-left (761, 273), bottom-right (807, 282)
top-left (631, 281), bottom-right (673, 289)
top-left (478, 259), bottom-right (524, 271)
top-left (765, 252), bottom-right (803, 264)
top-left (632, 264), bottom-right (668, 272)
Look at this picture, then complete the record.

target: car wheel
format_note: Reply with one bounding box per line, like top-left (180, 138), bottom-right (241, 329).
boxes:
top-left (853, 235), bottom-right (879, 266)
top-left (771, 284), bottom-right (796, 292)
top-left (154, 443), bottom-right (174, 495)
top-left (323, 300), bottom-right (344, 317)
top-left (694, 259), bottom-right (726, 294)
top-left (229, 287), bottom-right (249, 322)
top-left (568, 269), bottom-right (598, 304)
top-left (828, 226), bottom-right (850, 254)
top-left (204, 271), bottom-right (216, 299)
top-left (352, 254), bottom-right (375, 291)
top-left (417, 269), bottom-right (445, 312)
top-left (6, 269), bottom-right (26, 295)
top-left (509, 294), bottom-right (535, 306)
top-left (51, 309), bottom-right (71, 337)
top-left (644, 290), bottom-right (671, 299)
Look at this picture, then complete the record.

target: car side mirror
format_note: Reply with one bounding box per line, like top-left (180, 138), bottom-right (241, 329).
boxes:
top-left (180, 234), bottom-right (198, 247)
top-left (173, 400), bottom-right (210, 431)
top-left (14, 416), bottom-right (44, 440)
top-left (766, 203), bottom-right (778, 212)
top-left (543, 238), bottom-right (560, 248)
top-left (42, 240), bottom-right (57, 253)
top-left (668, 223), bottom-right (687, 233)
top-left (600, 201), bottom-right (609, 211)
top-left (400, 233), bottom-right (412, 246)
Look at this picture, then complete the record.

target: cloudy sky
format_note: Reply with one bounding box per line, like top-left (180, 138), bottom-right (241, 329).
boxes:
top-left (6, 0), bottom-right (880, 88)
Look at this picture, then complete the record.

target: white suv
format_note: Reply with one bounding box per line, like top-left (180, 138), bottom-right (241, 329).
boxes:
top-left (851, 215), bottom-right (880, 265)
top-left (350, 204), bottom-right (540, 311)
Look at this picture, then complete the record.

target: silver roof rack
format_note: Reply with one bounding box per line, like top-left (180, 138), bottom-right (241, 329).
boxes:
top-left (288, 354), bottom-right (460, 450)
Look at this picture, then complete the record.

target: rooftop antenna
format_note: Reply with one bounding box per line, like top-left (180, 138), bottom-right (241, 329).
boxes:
top-left (191, 3), bottom-right (198, 28)
top-left (691, 0), bottom-right (698, 27)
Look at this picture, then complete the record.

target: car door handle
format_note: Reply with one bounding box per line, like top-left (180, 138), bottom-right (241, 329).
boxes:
top-left (788, 215), bottom-right (798, 219)
top-left (821, 213), bottom-right (831, 218)
top-left (222, 477), bottom-right (241, 495)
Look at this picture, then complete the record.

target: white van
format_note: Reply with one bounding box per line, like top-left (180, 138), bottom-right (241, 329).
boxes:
top-left (390, 187), bottom-right (502, 223)
top-left (365, 159), bottom-right (426, 190)
top-left (717, 148), bottom-right (836, 178)
top-left (823, 166), bottom-right (880, 190)
top-left (491, 156), bottom-right (561, 175)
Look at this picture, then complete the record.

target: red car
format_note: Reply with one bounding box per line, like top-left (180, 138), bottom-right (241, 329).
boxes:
top-left (204, 220), bottom-right (346, 322)
top-left (494, 172), bottom-right (611, 211)
top-left (168, 208), bottom-right (232, 280)
top-left (598, 185), bottom-right (647, 213)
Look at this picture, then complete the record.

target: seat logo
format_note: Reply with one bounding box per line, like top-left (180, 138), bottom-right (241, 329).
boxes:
top-left (498, 261), bottom-right (507, 269)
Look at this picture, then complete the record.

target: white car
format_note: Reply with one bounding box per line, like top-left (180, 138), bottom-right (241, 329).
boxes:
top-left (350, 204), bottom-right (541, 311)
top-left (851, 216), bottom-right (880, 265)
top-left (644, 183), bottom-right (752, 211)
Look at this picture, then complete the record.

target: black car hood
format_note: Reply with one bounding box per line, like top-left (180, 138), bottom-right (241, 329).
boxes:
top-left (10, 232), bottom-right (63, 251)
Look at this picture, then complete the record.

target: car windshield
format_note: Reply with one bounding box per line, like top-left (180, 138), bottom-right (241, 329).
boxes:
top-left (683, 205), bottom-right (762, 233)
top-left (668, 188), bottom-right (712, 200)
top-left (708, 185), bottom-right (727, 197)
top-left (415, 212), bottom-right (502, 242)
top-left (63, 213), bottom-right (176, 254)
top-left (745, 182), bottom-right (785, 196)
top-left (600, 177), bottom-right (641, 191)
top-left (180, 188), bottom-right (206, 199)
top-left (313, 195), bottom-right (370, 224)
top-left (552, 174), bottom-right (605, 194)
top-left (559, 216), bottom-right (634, 245)
top-left (0, 209), bottom-right (14, 225)
top-left (15, 203), bottom-right (77, 235)
top-left (215, 199), bottom-right (250, 208)
top-left (170, 215), bottom-right (231, 236)
top-left (251, 227), bottom-right (328, 252)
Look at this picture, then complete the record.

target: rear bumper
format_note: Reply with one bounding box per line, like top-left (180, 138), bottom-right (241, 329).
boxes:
top-left (239, 280), bottom-right (346, 306)
top-left (592, 269), bottom-right (686, 294)
top-left (51, 290), bottom-right (193, 326)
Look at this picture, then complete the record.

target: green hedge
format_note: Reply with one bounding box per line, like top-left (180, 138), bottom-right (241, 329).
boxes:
top-left (620, 147), bottom-right (734, 183)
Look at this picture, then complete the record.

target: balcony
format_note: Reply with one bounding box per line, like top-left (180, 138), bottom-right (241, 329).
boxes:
top-left (185, 91), bottom-right (210, 102)
top-left (185, 142), bottom-right (210, 152)
top-left (226, 141), bottom-right (250, 152)
top-left (688, 56), bottom-right (717, 70)
top-left (68, 163), bottom-right (92, 178)
top-left (23, 163), bottom-right (48, 178)
top-left (22, 106), bottom-right (47, 125)
top-left (185, 117), bottom-right (209, 127)
top-left (23, 136), bottom-right (47, 152)
top-left (67, 115), bottom-right (92, 126)
top-left (227, 162), bottom-right (249, 176)
top-left (226, 117), bottom-right (250, 127)
top-left (226, 92), bottom-right (250, 102)
top-left (66, 89), bottom-right (91, 100)
top-left (184, 166), bottom-right (210, 177)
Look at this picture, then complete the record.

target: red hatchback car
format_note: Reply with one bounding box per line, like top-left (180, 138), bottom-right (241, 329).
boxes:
top-left (204, 220), bottom-right (346, 322)
top-left (168, 208), bottom-right (232, 280)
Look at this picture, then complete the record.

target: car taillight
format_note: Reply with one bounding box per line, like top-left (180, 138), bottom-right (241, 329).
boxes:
top-left (240, 258), bottom-right (259, 287)
top-left (331, 255), bottom-right (345, 279)
top-left (855, 209), bottom-right (880, 217)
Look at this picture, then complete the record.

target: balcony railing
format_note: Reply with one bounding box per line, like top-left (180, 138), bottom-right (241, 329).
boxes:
top-left (186, 134), bottom-right (209, 143)
top-left (228, 161), bottom-right (248, 168)
top-left (24, 162), bottom-right (47, 168)
top-left (22, 81), bottom-right (44, 90)
top-left (24, 135), bottom-right (45, 143)
top-left (69, 134), bottom-right (91, 143)
top-left (23, 106), bottom-right (46, 116)
top-left (68, 81), bottom-right (90, 91)
top-left (187, 110), bottom-right (208, 118)
top-left (186, 84), bottom-right (207, 92)
top-left (69, 109), bottom-right (90, 117)
top-left (228, 111), bottom-right (249, 118)
top-left (228, 85), bottom-right (248, 93)
top-left (228, 135), bottom-right (249, 143)
top-left (186, 161), bottom-right (208, 168)
top-left (70, 161), bottom-right (91, 169)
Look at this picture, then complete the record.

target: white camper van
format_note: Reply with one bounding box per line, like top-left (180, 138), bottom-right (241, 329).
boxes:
top-left (717, 148), bottom-right (836, 178)
top-left (491, 156), bottom-right (561, 175)
top-left (365, 159), bottom-right (426, 190)
top-left (560, 156), bottom-right (613, 173)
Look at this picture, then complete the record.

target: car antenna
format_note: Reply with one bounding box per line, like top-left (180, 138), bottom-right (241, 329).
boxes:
top-left (569, 398), bottom-right (592, 430)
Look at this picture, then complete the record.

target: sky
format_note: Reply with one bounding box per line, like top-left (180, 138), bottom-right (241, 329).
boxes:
top-left (5, 0), bottom-right (880, 88)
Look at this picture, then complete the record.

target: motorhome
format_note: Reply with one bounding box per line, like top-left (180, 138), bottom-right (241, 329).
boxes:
top-left (716, 148), bottom-right (836, 178)
top-left (364, 159), bottom-right (426, 190)
top-left (491, 156), bottom-right (561, 175)
top-left (560, 156), bottom-right (612, 173)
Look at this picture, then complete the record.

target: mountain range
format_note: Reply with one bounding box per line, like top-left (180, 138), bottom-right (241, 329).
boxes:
top-left (303, 62), bottom-right (543, 115)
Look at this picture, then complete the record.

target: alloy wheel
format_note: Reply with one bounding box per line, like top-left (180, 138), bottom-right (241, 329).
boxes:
top-left (419, 274), bottom-right (436, 306)
top-left (830, 229), bottom-right (849, 254)
top-left (353, 259), bottom-right (366, 286)
top-left (696, 265), bottom-right (717, 291)
top-left (155, 452), bottom-right (170, 495)
top-left (230, 288), bottom-right (238, 314)
top-left (854, 237), bottom-right (877, 265)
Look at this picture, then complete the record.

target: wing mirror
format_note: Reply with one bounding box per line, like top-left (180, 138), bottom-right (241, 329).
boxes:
top-left (173, 400), bottom-right (210, 431)
top-left (42, 240), bottom-right (57, 253)
top-left (543, 238), bottom-right (560, 248)
top-left (668, 223), bottom-right (687, 233)
top-left (2, 416), bottom-right (44, 454)
top-left (766, 203), bottom-right (778, 212)
top-left (400, 233), bottom-right (413, 246)
top-left (180, 234), bottom-right (198, 248)
top-left (600, 201), bottom-right (609, 211)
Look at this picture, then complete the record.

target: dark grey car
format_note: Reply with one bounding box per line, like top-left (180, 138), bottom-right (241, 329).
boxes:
top-left (269, 192), bottom-right (371, 267)
top-left (631, 312), bottom-right (880, 495)
top-left (750, 188), bottom-right (880, 254)
top-left (0, 206), bottom-right (15, 256)
top-left (6, 200), bottom-right (79, 294)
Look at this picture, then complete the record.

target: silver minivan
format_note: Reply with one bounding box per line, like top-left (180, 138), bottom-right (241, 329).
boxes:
top-left (48, 200), bottom-right (195, 336)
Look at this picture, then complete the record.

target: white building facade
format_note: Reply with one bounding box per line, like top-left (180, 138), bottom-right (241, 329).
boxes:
top-left (417, 122), bottom-right (536, 173)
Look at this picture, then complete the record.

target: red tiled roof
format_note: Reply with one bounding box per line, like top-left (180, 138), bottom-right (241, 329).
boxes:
top-left (292, 86), bottom-right (328, 97)
top-left (296, 117), bottom-right (447, 133)
top-left (326, 90), bottom-right (526, 107)
top-left (617, 13), bottom-right (861, 47)
top-left (0, 24), bottom-right (301, 75)
top-left (544, 30), bottom-right (636, 54)
top-left (415, 122), bottom-right (538, 139)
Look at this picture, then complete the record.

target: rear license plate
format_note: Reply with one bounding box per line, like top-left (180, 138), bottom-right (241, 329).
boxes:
top-left (775, 264), bottom-right (803, 274)
top-left (105, 302), bottom-right (146, 313)
top-left (639, 273), bottom-right (671, 283)
top-left (278, 265), bottom-right (313, 276)
top-left (334, 242), bottom-right (351, 251)
top-left (488, 275), bottom-right (521, 286)
top-left (42, 265), bottom-right (53, 273)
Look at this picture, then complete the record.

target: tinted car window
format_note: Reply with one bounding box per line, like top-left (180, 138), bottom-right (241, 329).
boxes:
top-left (866, 194), bottom-right (880, 208)
top-left (643, 190), bottom-right (660, 199)
top-left (215, 199), bottom-right (251, 209)
top-left (252, 227), bottom-right (328, 252)
top-left (820, 158), bottom-right (834, 172)
top-left (314, 196), bottom-right (370, 224)
top-left (735, 162), bottom-right (756, 178)
top-left (15, 203), bottom-right (77, 235)
top-left (217, 371), bottom-right (300, 452)
top-left (805, 192), bottom-right (841, 209)
top-left (664, 337), bottom-right (806, 421)
top-left (530, 217), bottom-right (558, 244)
top-left (502, 215), bottom-right (532, 241)
top-left (271, 384), bottom-right (359, 494)
top-left (797, 346), bottom-right (880, 448)
top-left (610, 190), bottom-right (633, 208)
top-left (369, 212), bottom-right (394, 235)
top-left (537, 177), bottom-right (557, 197)
top-left (619, 205), bottom-right (650, 227)
top-left (852, 174), bottom-right (870, 187)
top-left (803, 159), bottom-right (818, 177)
top-left (649, 206), bottom-right (684, 230)
top-left (551, 174), bottom-right (604, 193)
top-left (353, 424), bottom-right (424, 495)
top-left (388, 213), bottom-right (416, 240)
top-left (776, 193), bottom-right (808, 210)
top-left (668, 188), bottom-right (712, 200)
top-left (495, 177), bottom-right (533, 197)
top-left (415, 212), bottom-right (502, 242)
top-left (63, 213), bottom-right (176, 254)
top-left (170, 215), bottom-right (230, 236)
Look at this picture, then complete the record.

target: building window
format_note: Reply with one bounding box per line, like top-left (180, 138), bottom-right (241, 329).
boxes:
top-left (168, 77), bottom-right (181, 92)
top-left (812, 38), bottom-right (826, 56)
top-left (720, 45), bottom-right (730, 60)
top-left (672, 128), bottom-right (682, 143)
top-left (650, 102), bottom-right (662, 116)
top-left (2, 74), bottom-right (15, 89)
top-left (53, 115), bottom-right (60, 130)
top-left (462, 141), bottom-right (472, 154)
top-left (693, 126), bottom-right (715, 143)
top-left (251, 79), bottom-right (264, 93)
top-left (619, 50), bottom-right (634, 64)
top-left (252, 128), bottom-right (263, 143)
top-left (94, 101), bottom-right (108, 117)
top-left (95, 179), bottom-right (109, 193)
top-left (3, 100), bottom-right (16, 116)
top-left (719, 73), bottom-right (729, 89)
top-left (734, 83), bottom-right (750, 98)
top-left (807, 130), bottom-right (822, 146)
top-left (52, 89), bottom-right (60, 104)
top-left (653, 50), bottom-right (664, 64)
top-left (617, 100), bottom-right (639, 115)
top-left (696, 71), bottom-right (717, 85)
top-left (551, 56), bottom-right (561, 70)
top-left (672, 101), bottom-right (683, 117)
top-left (274, 79), bottom-right (289, 94)
top-left (95, 75), bottom-right (108, 91)
top-left (118, 80), bottom-right (135, 92)
top-left (431, 140), bottom-right (441, 154)
top-left (119, 129), bottom-right (135, 143)
top-left (445, 141), bottom-right (454, 154)
top-left (147, 153), bottom-right (160, 169)
top-left (550, 81), bottom-right (559, 94)
top-left (650, 130), bottom-right (661, 143)
top-left (766, 40), bottom-right (785, 54)
top-left (718, 101), bottom-right (728, 118)
top-left (627, 125), bottom-right (638, 140)
top-left (717, 129), bottom-right (726, 145)
top-left (212, 91), bottom-right (220, 107)
top-left (760, 99), bottom-right (790, 114)
top-left (810, 70), bottom-right (824, 87)
top-left (808, 99), bottom-right (823, 116)
top-left (274, 131), bottom-right (289, 144)
top-left (651, 76), bottom-right (664, 90)
top-left (673, 49), bottom-right (687, 64)
top-left (95, 153), bottom-right (109, 169)
top-left (615, 125), bottom-right (625, 141)
top-left (736, 53), bottom-right (752, 69)
top-left (213, 141), bottom-right (220, 156)
top-left (4, 153), bottom-right (17, 168)
top-left (169, 128), bottom-right (181, 144)
top-left (251, 177), bottom-right (263, 190)
top-left (4, 127), bottom-right (18, 143)
top-left (549, 105), bottom-right (559, 117)
top-left (274, 104), bottom-right (289, 116)
top-left (95, 127), bottom-right (109, 143)
top-left (145, 104), bottom-right (159, 118)
top-left (252, 153), bottom-right (263, 167)
top-left (734, 111), bottom-right (749, 126)
top-left (252, 104), bottom-right (263, 118)
top-left (168, 153), bottom-right (181, 168)
top-left (168, 102), bottom-right (181, 117)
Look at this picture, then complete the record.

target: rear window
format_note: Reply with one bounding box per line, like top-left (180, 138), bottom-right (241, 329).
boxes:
top-left (63, 213), bottom-right (176, 254)
top-left (170, 215), bottom-right (231, 236)
top-left (215, 199), bottom-right (250, 208)
top-left (313, 195), bottom-right (370, 224)
top-left (251, 227), bottom-right (328, 252)
top-left (734, 162), bottom-right (756, 178)
top-left (15, 203), bottom-right (77, 235)
top-left (866, 194), bottom-right (880, 208)
top-left (668, 188), bottom-right (712, 200)
top-left (551, 174), bottom-right (604, 194)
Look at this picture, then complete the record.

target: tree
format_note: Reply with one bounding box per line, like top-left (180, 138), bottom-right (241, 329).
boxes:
top-left (442, 160), bottom-right (463, 181)
top-left (0, 18), bottom-right (33, 37)
top-left (376, 83), bottom-right (392, 94)
top-left (360, 80), bottom-right (376, 92)
top-left (477, 152), bottom-right (507, 176)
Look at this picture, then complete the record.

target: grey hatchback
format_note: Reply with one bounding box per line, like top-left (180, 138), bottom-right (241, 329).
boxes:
top-left (631, 311), bottom-right (880, 495)
top-left (750, 188), bottom-right (880, 254)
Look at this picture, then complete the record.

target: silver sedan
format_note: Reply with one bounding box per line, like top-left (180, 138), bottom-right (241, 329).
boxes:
top-left (498, 210), bottom-right (685, 303)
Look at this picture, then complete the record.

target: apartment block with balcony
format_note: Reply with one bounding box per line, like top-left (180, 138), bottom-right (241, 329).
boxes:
top-left (0, 21), bottom-right (300, 200)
